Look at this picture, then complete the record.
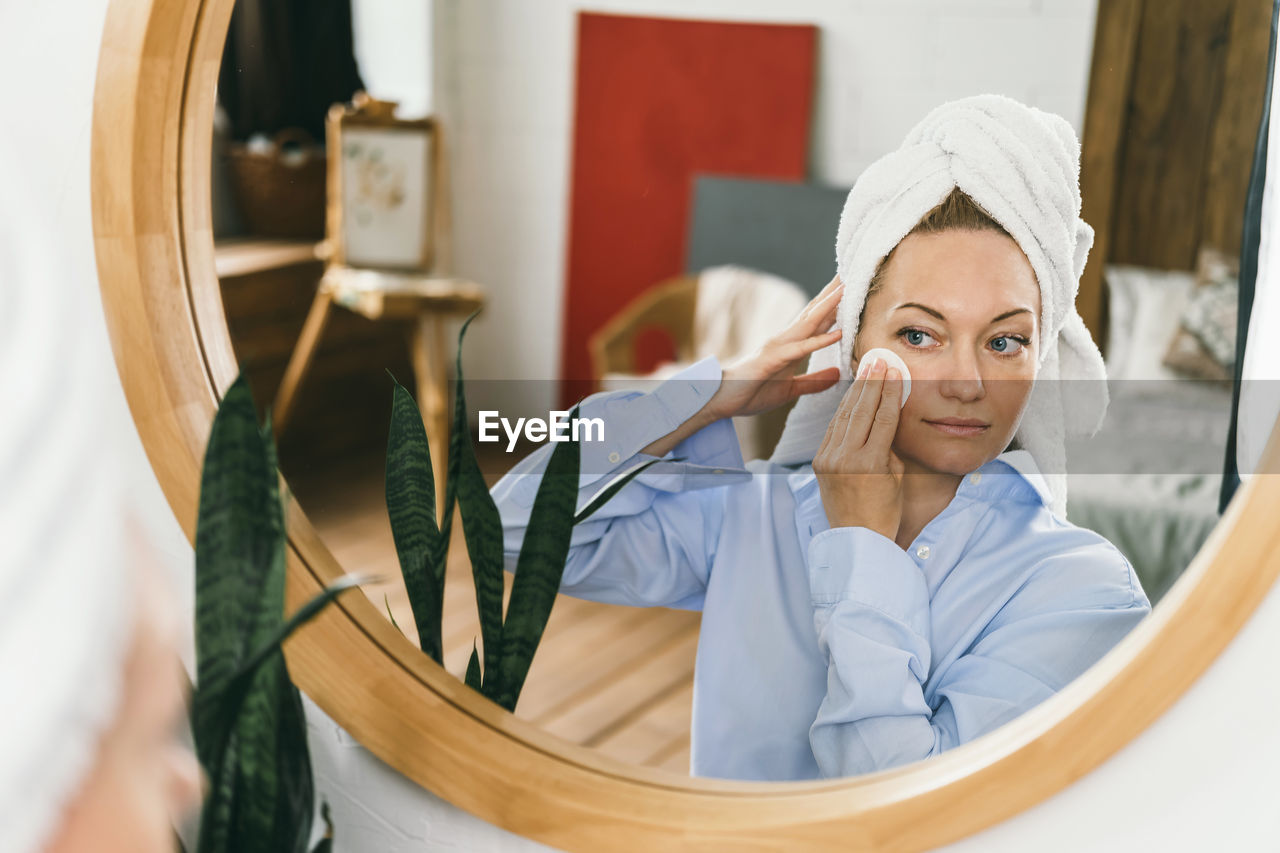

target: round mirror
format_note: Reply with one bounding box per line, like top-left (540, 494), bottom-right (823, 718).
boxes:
top-left (94, 0), bottom-right (1280, 848)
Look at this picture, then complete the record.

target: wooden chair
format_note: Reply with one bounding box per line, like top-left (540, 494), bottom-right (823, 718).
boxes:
top-left (274, 93), bottom-right (485, 519)
top-left (587, 274), bottom-right (698, 381)
top-left (588, 270), bottom-right (803, 460)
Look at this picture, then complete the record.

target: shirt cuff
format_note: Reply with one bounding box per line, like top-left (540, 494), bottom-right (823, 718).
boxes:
top-left (629, 413), bottom-right (749, 492)
top-left (807, 527), bottom-right (930, 637)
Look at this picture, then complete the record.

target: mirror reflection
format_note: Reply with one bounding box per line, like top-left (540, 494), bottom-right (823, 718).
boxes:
top-left (208, 1), bottom-right (1265, 780)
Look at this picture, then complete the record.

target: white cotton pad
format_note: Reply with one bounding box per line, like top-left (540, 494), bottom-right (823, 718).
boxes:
top-left (855, 347), bottom-right (912, 408)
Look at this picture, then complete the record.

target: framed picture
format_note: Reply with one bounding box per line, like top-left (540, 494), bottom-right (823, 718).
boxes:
top-left (326, 94), bottom-right (441, 272)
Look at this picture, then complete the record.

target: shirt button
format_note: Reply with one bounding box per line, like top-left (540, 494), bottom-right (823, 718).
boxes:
top-left (970, 472), bottom-right (983, 485)
top-left (608, 451), bottom-right (621, 464)
top-left (916, 545), bottom-right (931, 560)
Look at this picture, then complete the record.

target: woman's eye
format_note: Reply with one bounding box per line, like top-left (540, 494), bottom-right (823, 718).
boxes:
top-left (901, 328), bottom-right (935, 347)
top-left (897, 328), bottom-right (1028, 354)
top-left (991, 336), bottom-right (1027, 355)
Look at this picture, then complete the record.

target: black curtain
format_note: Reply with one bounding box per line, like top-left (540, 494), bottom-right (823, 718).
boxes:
top-left (217, 0), bottom-right (366, 143)
top-left (1219, 0), bottom-right (1280, 513)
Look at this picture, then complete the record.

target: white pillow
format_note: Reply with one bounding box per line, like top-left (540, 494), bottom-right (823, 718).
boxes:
top-left (1103, 265), bottom-right (1197, 382)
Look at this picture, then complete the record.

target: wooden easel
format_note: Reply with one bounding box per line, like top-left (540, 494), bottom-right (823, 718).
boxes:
top-left (273, 94), bottom-right (484, 519)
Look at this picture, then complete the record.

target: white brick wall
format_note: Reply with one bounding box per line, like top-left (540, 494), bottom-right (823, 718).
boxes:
top-left (305, 696), bottom-right (560, 851)
top-left (351, 0), bottom-right (433, 118)
top-left (429, 0), bottom-right (1098, 422)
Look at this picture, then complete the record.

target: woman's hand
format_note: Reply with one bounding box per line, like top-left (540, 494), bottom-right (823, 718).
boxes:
top-left (701, 277), bottom-right (845, 422)
top-left (813, 357), bottom-right (906, 542)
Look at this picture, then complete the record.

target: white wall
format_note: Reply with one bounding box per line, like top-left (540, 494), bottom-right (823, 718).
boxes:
top-left (352, 0), bottom-right (433, 118)
top-left (23, 1), bottom-right (1280, 851)
top-left (433, 0), bottom-right (1099, 421)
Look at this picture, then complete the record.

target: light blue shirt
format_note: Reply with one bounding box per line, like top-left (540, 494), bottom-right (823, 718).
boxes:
top-left (491, 356), bottom-right (1151, 781)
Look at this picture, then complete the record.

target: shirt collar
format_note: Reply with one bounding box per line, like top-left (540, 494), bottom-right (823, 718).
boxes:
top-left (785, 449), bottom-right (1052, 508)
top-left (989, 449), bottom-right (1053, 507)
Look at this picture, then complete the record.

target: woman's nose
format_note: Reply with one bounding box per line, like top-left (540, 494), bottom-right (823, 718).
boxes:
top-left (937, 351), bottom-right (984, 401)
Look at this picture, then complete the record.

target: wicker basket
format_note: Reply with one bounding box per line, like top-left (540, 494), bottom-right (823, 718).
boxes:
top-left (226, 128), bottom-right (327, 239)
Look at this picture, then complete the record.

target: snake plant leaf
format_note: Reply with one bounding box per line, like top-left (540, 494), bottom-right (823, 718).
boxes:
top-left (218, 658), bottom-right (314, 853)
top-left (438, 311), bottom-right (484, 565)
top-left (384, 593), bottom-right (404, 637)
top-left (449, 311), bottom-right (506, 698)
top-left (491, 405), bottom-right (584, 711)
top-left (202, 574), bottom-right (373, 722)
top-left (194, 369), bottom-right (300, 853)
top-left (573, 456), bottom-right (681, 524)
top-left (194, 577), bottom-right (361, 853)
top-left (194, 375), bottom-right (286, 764)
top-left (199, 734), bottom-right (238, 853)
top-left (458, 434), bottom-right (506, 700)
top-left (465, 638), bottom-right (482, 691)
top-left (419, 307), bottom-right (486, 580)
top-left (193, 374), bottom-right (357, 853)
top-left (385, 375), bottom-right (445, 662)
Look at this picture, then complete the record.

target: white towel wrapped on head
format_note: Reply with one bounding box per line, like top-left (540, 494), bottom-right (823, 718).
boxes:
top-left (770, 94), bottom-right (1109, 519)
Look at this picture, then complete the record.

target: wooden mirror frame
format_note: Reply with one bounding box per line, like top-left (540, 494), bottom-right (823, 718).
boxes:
top-left (91, 0), bottom-right (1280, 849)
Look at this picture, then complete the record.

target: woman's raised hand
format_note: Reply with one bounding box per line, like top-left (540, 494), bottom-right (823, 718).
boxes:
top-left (812, 356), bottom-right (906, 542)
top-left (702, 277), bottom-right (845, 422)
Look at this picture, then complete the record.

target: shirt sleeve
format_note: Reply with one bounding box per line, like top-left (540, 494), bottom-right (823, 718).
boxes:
top-left (489, 356), bottom-right (751, 611)
top-left (805, 527), bottom-right (1151, 778)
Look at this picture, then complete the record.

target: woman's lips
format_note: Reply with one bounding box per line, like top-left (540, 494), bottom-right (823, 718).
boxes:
top-left (925, 420), bottom-right (990, 437)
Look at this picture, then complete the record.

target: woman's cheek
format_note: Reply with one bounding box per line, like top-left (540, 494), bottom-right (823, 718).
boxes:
top-left (995, 373), bottom-right (1035, 423)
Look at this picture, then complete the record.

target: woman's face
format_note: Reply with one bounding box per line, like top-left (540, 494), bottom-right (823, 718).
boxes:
top-left (852, 228), bottom-right (1041, 478)
top-left (44, 541), bottom-right (203, 853)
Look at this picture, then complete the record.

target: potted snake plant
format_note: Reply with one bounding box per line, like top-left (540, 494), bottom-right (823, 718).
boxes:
top-left (192, 374), bottom-right (367, 853)
top-left (385, 311), bottom-right (669, 712)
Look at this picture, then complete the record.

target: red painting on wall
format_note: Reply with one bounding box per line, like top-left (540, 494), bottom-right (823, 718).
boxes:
top-left (559, 12), bottom-right (816, 408)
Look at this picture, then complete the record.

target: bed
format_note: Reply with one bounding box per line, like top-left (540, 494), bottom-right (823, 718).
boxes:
top-left (1065, 379), bottom-right (1231, 604)
top-left (1062, 255), bottom-right (1239, 604)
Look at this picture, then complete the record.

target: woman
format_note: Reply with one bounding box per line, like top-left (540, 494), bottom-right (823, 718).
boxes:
top-left (40, 536), bottom-right (204, 853)
top-left (492, 95), bottom-right (1150, 782)
top-left (1, 106), bottom-right (203, 848)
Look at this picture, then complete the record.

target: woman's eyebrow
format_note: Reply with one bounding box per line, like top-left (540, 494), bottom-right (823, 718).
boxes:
top-left (894, 303), bottom-right (1033, 324)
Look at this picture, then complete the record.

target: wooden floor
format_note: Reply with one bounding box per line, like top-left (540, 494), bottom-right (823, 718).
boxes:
top-left (287, 442), bottom-right (699, 774)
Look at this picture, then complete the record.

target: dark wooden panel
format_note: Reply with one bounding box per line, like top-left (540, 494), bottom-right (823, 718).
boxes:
top-left (1111, 0), bottom-right (1234, 270)
top-left (1080, 0), bottom-right (1146, 352)
top-left (1202, 0), bottom-right (1274, 255)
top-left (1080, 0), bottom-right (1270, 355)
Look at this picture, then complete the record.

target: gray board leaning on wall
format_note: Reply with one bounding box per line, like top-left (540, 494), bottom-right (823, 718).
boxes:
top-left (685, 176), bottom-right (849, 296)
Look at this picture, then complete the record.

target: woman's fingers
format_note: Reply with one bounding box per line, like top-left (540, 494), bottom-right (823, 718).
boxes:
top-left (776, 279), bottom-right (844, 343)
top-left (803, 276), bottom-right (842, 314)
top-left (821, 363), bottom-right (868, 455)
top-left (865, 367), bottom-right (903, 457)
top-left (757, 326), bottom-right (841, 376)
top-left (789, 365), bottom-right (841, 399)
top-left (817, 360), bottom-right (860, 460)
top-left (839, 358), bottom-right (893, 452)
